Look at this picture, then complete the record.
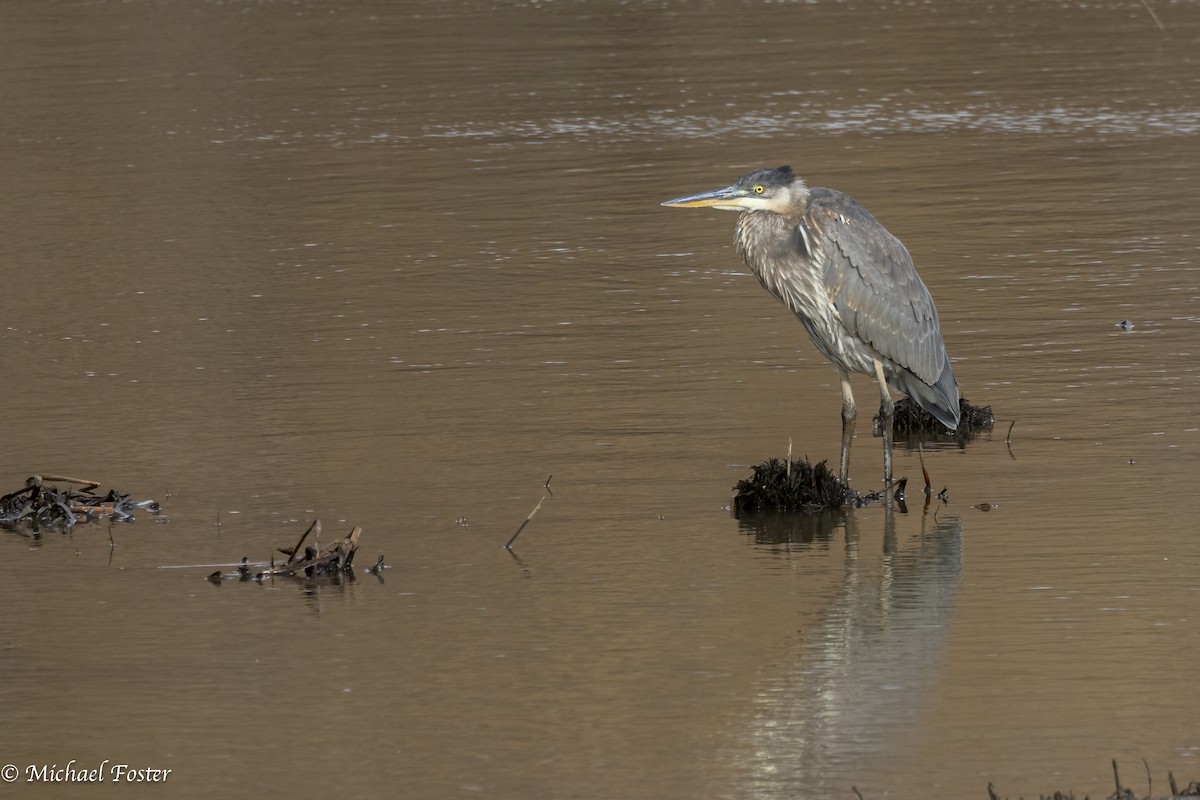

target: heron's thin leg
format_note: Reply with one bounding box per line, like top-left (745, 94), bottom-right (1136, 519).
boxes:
top-left (873, 360), bottom-right (895, 486)
top-left (839, 369), bottom-right (856, 484)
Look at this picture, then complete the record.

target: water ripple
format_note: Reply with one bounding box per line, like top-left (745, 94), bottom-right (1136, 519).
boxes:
top-left (423, 100), bottom-right (1200, 143)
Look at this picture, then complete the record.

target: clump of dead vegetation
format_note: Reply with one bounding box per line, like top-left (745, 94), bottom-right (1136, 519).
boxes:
top-left (0, 474), bottom-right (160, 534)
top-left (878, 396), bottom-right (995, 438)
top-left (732, 457), bottom-right (850, 514)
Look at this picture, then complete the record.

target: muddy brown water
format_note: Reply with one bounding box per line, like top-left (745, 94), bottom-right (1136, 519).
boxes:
top-left (2, 2), bottom-right (1198, 798)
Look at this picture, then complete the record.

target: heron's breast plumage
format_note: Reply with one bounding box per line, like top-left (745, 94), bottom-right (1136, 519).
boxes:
top-left (735, 211), bottom-right (878, 376)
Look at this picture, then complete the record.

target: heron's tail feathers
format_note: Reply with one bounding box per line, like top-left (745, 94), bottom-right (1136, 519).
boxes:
top-left (897, 363), bottom-right (960, 431)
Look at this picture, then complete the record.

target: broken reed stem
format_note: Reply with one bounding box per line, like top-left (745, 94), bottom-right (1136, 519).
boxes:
top-left (1112, 758), bottom-right (1123, 796)
top-left (851, 786), bottom-right (865, 800)
top-left (285, 519), bottom-right (321, 565)
top-left (1139, 0), bottom-right (1165, 31)
top-left (787, 437), bottom-right (792, 479)
top-left (504, 495), bottom-right (546, 550)
top-left (1005, 419), bottom-right (1015, 443)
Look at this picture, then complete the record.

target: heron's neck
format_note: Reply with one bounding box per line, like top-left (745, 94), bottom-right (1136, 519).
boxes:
top-left (766, 180), bottom-right (811, 218)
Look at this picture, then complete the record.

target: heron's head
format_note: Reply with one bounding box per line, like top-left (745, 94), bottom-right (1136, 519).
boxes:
top-left (661, 165), bottom-right (808, 214)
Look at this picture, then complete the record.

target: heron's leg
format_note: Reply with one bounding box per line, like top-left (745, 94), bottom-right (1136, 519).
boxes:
top-left (873, 360), bottom-right (895, 486)
top-left (838, 369), bottom-right (856, 484)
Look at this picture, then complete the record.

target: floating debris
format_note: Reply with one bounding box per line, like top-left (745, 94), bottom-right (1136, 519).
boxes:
top-left (1115, 319), bottom-right (1135, 331)
top-left (0, 474), bottom-right (161, 535)
top-left (879, 396), bottom-right (995, 438)
top-left (206, 520), bottom-right (380, 586)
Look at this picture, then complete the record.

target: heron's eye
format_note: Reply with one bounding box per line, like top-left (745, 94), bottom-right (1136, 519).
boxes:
top-left (754, 185), bottom-right (765, 195)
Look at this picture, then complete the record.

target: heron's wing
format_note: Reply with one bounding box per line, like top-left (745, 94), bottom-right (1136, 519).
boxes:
top-left (808, 190), bottom-right (956, 404)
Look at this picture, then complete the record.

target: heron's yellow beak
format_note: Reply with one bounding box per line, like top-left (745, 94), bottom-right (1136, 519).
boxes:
top-left (661, 184), bottom-right (750, 211)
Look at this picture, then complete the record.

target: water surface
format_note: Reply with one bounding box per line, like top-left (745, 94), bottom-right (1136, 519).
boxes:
top-left (2, 1), bottom-right (1198, 798)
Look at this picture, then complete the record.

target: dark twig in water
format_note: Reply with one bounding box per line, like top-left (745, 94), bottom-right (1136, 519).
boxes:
top-left (918, 440), bottom-right (931, 495)
top-left (544, 474), bottom-right (554, 494)
top-left (851, 786), bottom-right (865, 800)
top-left (1113, 758), bottom-right (1129, 799)
top-left (280, 519), bottom-right (321, 565)
top-left (505, 495), bottom-right (547, 550)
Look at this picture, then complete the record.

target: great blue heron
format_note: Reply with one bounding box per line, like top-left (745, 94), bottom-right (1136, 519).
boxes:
top-left (662, 165), bottom-right (959, 486)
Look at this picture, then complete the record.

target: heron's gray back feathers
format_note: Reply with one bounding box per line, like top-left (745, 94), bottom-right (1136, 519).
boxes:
top-left (736, 187), bottom-right (960, 429)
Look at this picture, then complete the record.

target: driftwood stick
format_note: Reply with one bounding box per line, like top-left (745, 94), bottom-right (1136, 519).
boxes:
top-left (1112, 758), bottom-right (1123, 796)
top-left (260, 552), bottom-right (337, 578)
top-left (28, 474), bottom-right (100, 491)
top-left (505, 495), bottom-right (546, 550)
top-left (332, 527), bottom-right (362, 570)
top-left (284, 519), bottom-right (321, 565)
